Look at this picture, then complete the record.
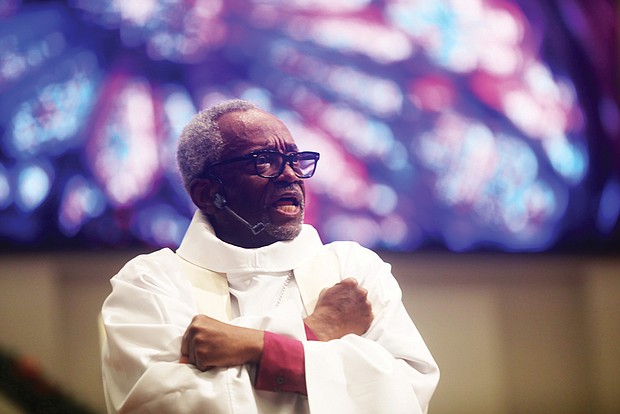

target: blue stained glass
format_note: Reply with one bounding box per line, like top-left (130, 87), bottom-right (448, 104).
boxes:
top-left (0, 6), bottom-right (70, 90)
top-left (15, 161), bottom-right (52, 212)
top-left (543, 137), bottom-right (587, 183)
top-left (597, 178), bottom-right (620, 235)
top-left (131, 203), bottom-right (191, 248)
top-left (58, 175), bottom-right (106, 237)
top-left (10, 71), bottom-right (96, 156)
top-left (0, 0), bottom-right (616, 253)
top-left (86, 77), bottom-right (160, 206)
top-left (0, 163), bottom-right (11, 209)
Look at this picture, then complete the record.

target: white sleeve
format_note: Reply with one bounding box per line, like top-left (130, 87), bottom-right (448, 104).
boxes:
top-left (101, 252), bottom-right (237, 413)
top-left (303, 243), bottom-right (439, 414)
top-left (101, 252), bottom-right (309, 414)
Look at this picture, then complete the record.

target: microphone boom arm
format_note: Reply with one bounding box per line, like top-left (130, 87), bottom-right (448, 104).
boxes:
top-left (223, 205), bottom-right (265, 235)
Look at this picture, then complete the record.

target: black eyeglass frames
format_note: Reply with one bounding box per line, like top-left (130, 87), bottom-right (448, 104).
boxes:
top-left (204, 150), bottom-right (320, 179)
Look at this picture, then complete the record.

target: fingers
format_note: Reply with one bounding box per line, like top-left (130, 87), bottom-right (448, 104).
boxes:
top-left (310, 277), bottom-right (374, 339)
top-left (338, 277), bottom-right (365, 291)
top-left (181, 314), bottom-right (210, 368)
top-left (337, 278), bottom-right (369, 300)
top-left (180, 316), bottom-right (196, 360)
top-left (339, 277), bottom-right (359, 286)
top-left (179, 315), bottom-right (263, 371)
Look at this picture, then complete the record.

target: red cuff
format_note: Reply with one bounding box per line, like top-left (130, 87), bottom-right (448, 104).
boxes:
top-left (304, 323), bottom-right (319, 341)
top-left (255, 332), bottom-right (307, 394)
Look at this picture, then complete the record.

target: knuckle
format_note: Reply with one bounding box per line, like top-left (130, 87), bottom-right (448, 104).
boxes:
top-left (187, 324), bottom-right (202, 336)
top-left (195, 350), bottom-right (211, 368)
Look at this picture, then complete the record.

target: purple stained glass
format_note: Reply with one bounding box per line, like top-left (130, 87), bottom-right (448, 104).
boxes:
top-left (0, 0), bottom-right (617, 253)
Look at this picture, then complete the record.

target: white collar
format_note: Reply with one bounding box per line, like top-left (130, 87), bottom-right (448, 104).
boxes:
top-left (176, 210), bottom-right (324, 274)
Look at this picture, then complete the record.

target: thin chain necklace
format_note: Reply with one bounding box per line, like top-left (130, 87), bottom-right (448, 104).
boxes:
top-left (275, 271), bottom-right (293, 307)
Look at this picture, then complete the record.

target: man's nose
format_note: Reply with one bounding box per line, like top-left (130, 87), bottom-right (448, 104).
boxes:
top-left (275, 161), bottom-right (299, 183)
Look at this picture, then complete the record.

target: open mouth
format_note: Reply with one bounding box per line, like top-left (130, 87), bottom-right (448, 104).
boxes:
top-left (271, 192), bottom-right (301, 216)
top-left (272, 197), bottom-right (301, 215)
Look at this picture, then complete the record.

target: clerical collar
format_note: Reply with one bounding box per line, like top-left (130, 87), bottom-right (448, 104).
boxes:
top-left (177, 210), bottom-right (324, 274)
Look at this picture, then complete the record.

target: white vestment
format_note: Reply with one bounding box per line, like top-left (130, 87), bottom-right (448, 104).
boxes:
top-left (101, 211), bottom-right (439, 413)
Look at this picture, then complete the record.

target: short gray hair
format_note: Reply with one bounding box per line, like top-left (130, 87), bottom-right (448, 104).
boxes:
top-left (176, 99), bottom-right (260, 193)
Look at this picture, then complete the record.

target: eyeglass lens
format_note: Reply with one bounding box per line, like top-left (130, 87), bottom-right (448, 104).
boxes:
top-left (255, 152), bottom-right (317, 178)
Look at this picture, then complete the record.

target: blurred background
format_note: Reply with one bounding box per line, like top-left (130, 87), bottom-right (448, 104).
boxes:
top-left (0, 0), bottom-right (618, 413)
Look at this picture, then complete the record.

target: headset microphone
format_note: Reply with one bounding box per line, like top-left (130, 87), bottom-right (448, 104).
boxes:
top-left (212, 193), bottom-right (265, 235)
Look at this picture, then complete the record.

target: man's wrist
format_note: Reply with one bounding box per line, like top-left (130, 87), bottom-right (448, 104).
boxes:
top-left (304, 322), bottom-right (319, 341)
top-left (247, 327), bottom-right (265, 364)
top-left (303, 314), bottom-right (331, 341)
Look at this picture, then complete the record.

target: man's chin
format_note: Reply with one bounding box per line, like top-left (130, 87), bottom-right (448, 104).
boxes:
top-left (264, 222), bottom-right (303, 241)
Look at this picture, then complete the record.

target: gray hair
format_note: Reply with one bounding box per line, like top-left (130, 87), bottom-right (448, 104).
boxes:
top-left (176, 99), bottom-right (260, 193)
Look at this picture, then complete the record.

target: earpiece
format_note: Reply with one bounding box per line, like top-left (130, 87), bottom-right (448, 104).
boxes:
top-left (213, 193), bottom-right (227, 210)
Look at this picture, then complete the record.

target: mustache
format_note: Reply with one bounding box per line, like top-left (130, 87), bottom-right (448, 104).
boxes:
top-left (274, 183), bottom-right (304, 197)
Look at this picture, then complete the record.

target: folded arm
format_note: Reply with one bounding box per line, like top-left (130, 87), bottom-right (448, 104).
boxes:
top-left (180, 277), bottom-right (373, 394)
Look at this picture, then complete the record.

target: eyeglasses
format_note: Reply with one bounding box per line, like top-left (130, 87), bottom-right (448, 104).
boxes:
top-left (204, 150), bottom-right (320, 179)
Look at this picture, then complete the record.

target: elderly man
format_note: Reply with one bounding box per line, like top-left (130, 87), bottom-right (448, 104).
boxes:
top-left (101, 99), bottom-right (439, 413)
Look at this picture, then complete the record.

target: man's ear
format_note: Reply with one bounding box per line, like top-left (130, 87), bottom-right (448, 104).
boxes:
top-left (189, 178), bottom-right (221, 214)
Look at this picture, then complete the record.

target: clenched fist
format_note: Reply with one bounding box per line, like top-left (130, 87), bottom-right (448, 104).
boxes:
top-left (304, 277), bottom-right (373, 341)
top-left (180, 315), bottom-right (264, 371)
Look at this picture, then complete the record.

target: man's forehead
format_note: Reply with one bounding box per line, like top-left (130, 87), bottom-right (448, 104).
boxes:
top-left (217, 108), bottom-right (271, 129)
top-left (217, 109), bottom-right (297, 153)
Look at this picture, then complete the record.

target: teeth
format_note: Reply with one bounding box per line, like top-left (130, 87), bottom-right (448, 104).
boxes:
top-left (276, 205), bottom-right (298, 214)
top-left (280, 197), bottom-right (298, 205)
